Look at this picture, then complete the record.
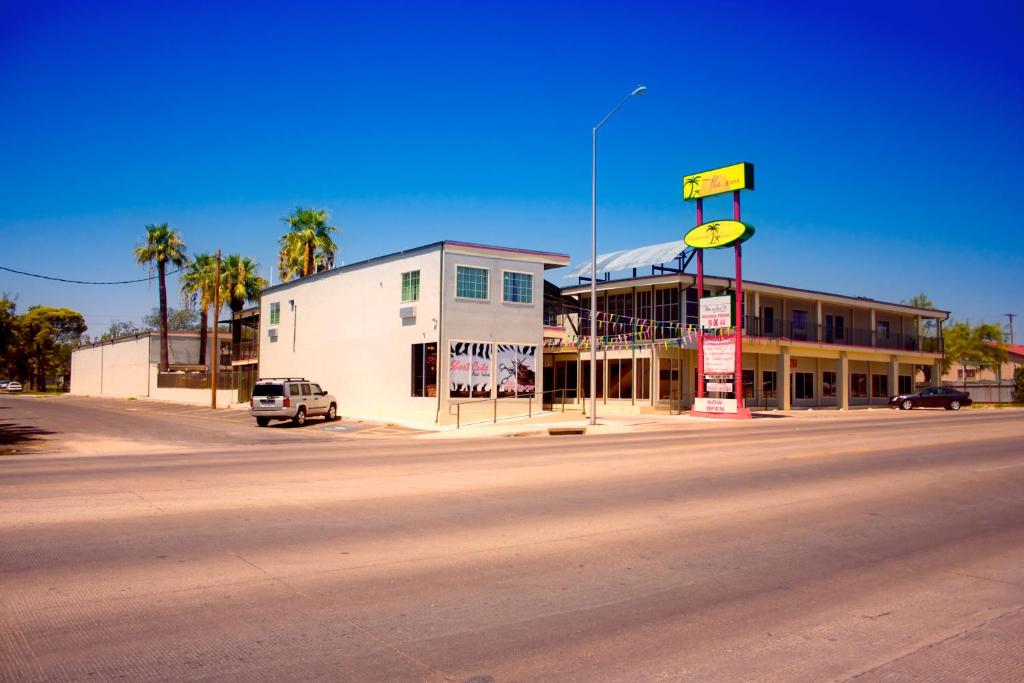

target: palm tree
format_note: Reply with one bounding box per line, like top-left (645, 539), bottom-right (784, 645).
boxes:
top-left (278, 207), bottom-right (339, 282)
top-left (180, 253), bottom-right (218, 366)
top-left (220, 254), bottom-right (268, 313)
top-left (135, 223), bottom-right (187, 372)
top-left (684, 175), bottom-right (701, 200)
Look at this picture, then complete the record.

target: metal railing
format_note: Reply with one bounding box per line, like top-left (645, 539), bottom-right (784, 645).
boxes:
top-left (156, 369), bottom-right (259, 402)
top-left (741, 316), bottom-right (943, 353)
top-left (231, 341), bottom-right (259, 361)
top-left (449, 388), bottom-right (575, 429)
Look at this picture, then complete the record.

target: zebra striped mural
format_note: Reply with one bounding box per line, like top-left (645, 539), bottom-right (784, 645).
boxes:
top-left (449, 342), bottom-right (492, 398)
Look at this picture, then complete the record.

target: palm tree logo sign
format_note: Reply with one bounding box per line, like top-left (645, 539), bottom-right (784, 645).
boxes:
top-left (706, 222), bottom-right (721, 245)
top-left (683, 175), bottom-right (702, 200)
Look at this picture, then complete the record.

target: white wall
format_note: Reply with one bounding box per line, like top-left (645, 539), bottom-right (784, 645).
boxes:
top-left (258, 245), bottom-right (444, 424)
top-left (70, 336), bottom-right (151, 397)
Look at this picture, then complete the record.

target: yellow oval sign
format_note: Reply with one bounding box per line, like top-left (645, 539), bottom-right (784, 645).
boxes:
top-left (683, 220), bottom-right (754, 249)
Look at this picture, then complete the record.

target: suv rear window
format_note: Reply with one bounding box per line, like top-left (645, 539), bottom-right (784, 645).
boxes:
top-left (252, 384), bottom-right (285, 397)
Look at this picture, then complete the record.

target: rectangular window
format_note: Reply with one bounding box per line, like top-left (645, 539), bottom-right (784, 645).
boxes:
top-left (605, 359), bottom-right (633, 399)
top-left (637, 290), bottom-right (653, 325)
top-left (497, 345), bottom-right (537, 397)
top-left (872, 374), bottom-right (888, 397)
top-left (851, 373), bottom-right (867, 397)
top-left (502, 271), bottom-right (534, 304)
top-left (581, 360), bottom-right (605, 399)
top-left (269, 302), bottom-right (280, 325)
top-left (898, 375), bottom-right (913, 395)
top-left (762, 370), bottom-right (777, 399)
top-left (654, 287), bottom-right (681, 338)
top-left (792, 310), bottom-right (808, 341)
top-left (825, 315), bottom-right (845, 343)
top-left (684, 287), bottom-right (698, 328)
top-left (411, 342), bottom-right (438, 397)
top-left (449, 342), bottom-right (491, 398)
top-left (635, 358), bottom-right (651, 400)
top-left (795, 372), bottom-right (814, 399)
top-left (742, 369), bottom-right (755, 398)
top-left (456, 266), bottom-right (489, 300)
top-left (401, 270), bottom-right (420, 302)
top-left (876, 320), bottom-right (890, 339)
top-left (762, 306), bottom-right (775, 335)
top-left (823, 371), bottom-right (837, 397)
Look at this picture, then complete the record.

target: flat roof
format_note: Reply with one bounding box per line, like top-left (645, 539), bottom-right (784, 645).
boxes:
top-left (561, 272), bottom-right (950, 318)
top-left (262, 240), bottom-right (570, 296)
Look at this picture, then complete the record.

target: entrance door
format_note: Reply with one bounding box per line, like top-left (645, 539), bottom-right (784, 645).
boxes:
top-left (659, 358), bottom-right (681, 410)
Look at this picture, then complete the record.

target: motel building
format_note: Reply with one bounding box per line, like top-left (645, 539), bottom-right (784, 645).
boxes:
top-left (544, 240), bottom-right (947, 413)
top-left (256, 241), bottom-right (569, 426)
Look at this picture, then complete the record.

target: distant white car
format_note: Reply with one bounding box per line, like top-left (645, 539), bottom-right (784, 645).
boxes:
top-left (5, 381), bottom-right (23, 393)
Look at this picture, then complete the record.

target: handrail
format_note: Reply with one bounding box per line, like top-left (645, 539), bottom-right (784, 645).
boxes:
top-left (448, 388), bottom-right (573, 429)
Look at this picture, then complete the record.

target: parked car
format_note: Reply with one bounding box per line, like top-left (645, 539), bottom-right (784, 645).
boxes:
top-left (0, 380), bottom-right (9, 390)
top-left (249, 377), bottom-right (338, 427)
top-left (889, 386), bottom-right (971, 411)
top-left (5, 381), bottom-right (23, 393)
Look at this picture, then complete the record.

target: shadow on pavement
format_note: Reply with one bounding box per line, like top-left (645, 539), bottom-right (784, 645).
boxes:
top-left (0, 420), bottom-right (55, 453)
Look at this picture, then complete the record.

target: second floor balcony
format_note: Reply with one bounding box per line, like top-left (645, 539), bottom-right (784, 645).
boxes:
top-left (742, 316), bottom-right (942, 353)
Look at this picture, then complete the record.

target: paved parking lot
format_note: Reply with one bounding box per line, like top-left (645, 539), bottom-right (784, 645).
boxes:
top-left (1, 396), bottom-right (1022, 681)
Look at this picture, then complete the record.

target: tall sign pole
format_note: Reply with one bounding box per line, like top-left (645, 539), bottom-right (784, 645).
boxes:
top-left (683, 162), bottom-right (755, 419)
top-left (211, 249), bottom-right (221, 410)
top-left (695, 198), bottom-right (704, 400)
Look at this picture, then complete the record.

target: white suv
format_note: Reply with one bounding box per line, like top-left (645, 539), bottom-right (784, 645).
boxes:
top-left (249, 378), bottom-right (338, 427)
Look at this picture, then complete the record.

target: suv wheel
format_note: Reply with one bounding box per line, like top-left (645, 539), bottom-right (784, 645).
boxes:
top-left (326, 403), bottom-right (337, 421)
top-left (948, 400), bottom-right (961, 411)
top-left (256, 417), bottom-right (270, 427)
top-left (292, 407), bottom-right (307, 426)
top-left (900, 399), bottom-right (912, 410)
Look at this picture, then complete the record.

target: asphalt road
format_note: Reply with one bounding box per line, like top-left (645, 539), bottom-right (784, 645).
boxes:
top-left (1, 396), bottom-right (1023, 681)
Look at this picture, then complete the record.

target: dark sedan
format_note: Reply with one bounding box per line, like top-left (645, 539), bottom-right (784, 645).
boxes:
top-left (889, 386), bottom-right (972, 411)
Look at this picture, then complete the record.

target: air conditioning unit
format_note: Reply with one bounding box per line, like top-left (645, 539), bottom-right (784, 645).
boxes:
top-left (399, 306), bottom-right (416, 319)
top-left (267, 327), bottom-right (278, 341)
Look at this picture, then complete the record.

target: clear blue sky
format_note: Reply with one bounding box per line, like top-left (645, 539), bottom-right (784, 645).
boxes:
top-left (1, 0), bottom-right (1021, 336)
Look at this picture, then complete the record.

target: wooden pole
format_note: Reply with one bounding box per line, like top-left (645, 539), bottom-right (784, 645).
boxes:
top-left (211, 249), bottom-right (221, 410)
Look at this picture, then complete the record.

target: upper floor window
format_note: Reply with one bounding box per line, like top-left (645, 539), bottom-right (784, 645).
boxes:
top-left (503, 271), bottom-right (534, 304)
top-left (269, 302), bottom-right (280, 325)
top-left (456, 266), bottom-right (489, 300)
top-left (401, 270), bottom-right (420, 302)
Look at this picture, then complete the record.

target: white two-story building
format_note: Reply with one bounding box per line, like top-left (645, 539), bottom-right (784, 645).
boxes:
top-left (257, 241), bottom-right (569, 426)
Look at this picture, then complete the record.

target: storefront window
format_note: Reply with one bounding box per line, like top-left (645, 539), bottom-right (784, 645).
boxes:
top-left (411, 343), bottom-right (437, 397)
top-left (795, 372), bottom-right (814, 399)
top-left (822, 371), bottom-right (837, 397)
top-left (497, 345), bottom-right (536, 397)
top-left (851, 373), bottom-right (867, 397)
top-left (898, 375), bottom-right (913, 395)
top-left (607, 359), bottom-right (633, 399)
top-left (635, 358), bottom-right (651, 400)
top-left (762, 370), bottom-right (777, 399)
top-left (871, 374), bottom-right (888, 397)
top-left (449, 342), bottom-right (491, 398)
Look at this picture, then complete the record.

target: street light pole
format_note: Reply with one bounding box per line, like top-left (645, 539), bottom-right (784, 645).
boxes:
top-left (590, 85), bottom-right (647, 425)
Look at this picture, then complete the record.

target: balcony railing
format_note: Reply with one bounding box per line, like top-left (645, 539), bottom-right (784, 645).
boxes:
top-left (741, 316), bottom-right (942, 353)
top-left (231, 341), bottom-right (259, 362)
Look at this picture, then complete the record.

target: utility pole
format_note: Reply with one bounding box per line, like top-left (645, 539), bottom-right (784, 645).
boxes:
top-left (211, 250), bottom-right (221, 409)
top-left (1006, 313), bottom-right (1016, 345)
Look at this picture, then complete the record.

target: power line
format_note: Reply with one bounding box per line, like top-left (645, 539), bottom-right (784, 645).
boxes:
top-left (0, 264), bottom-right (182, 285)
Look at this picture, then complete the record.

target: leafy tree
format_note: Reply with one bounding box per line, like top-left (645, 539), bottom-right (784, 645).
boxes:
top-left (142, 307), bottom-right (199, 331)
top-left (135, 223), bottom-right (187, 371)
top-left (943, 321), bottom-right (1007, 390)
top-left (100, 320), bottom-right (143, 341)
top-left (0, 295), bottom-right (18, 377)
top-left (1013, 366), bottom-right (1024, 404)
top-left (278, 207), bottom-right (338, 282)
top-left (17, 306), bottom-right (87, 390)
top-left (220, 254), bottom-right (267, 313)
top-left (180, 253), bottom-right (218, 365)
top-left (903, 292), bottom-right (938, 382)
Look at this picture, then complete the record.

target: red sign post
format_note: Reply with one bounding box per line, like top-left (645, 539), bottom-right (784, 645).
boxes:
top-left (683, 163), bottom-right (755, 419)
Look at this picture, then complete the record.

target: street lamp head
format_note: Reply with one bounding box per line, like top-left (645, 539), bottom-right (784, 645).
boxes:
top-left (631, 85), bottom-right (648, 97)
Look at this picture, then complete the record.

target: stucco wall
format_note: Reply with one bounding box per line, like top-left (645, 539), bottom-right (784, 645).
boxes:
top-left (440, 250), bottom-right (546, 415)
top-left (258, 245), bottom-right (444, 424)
top-left (70, 336), bottom-right (151, 397)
